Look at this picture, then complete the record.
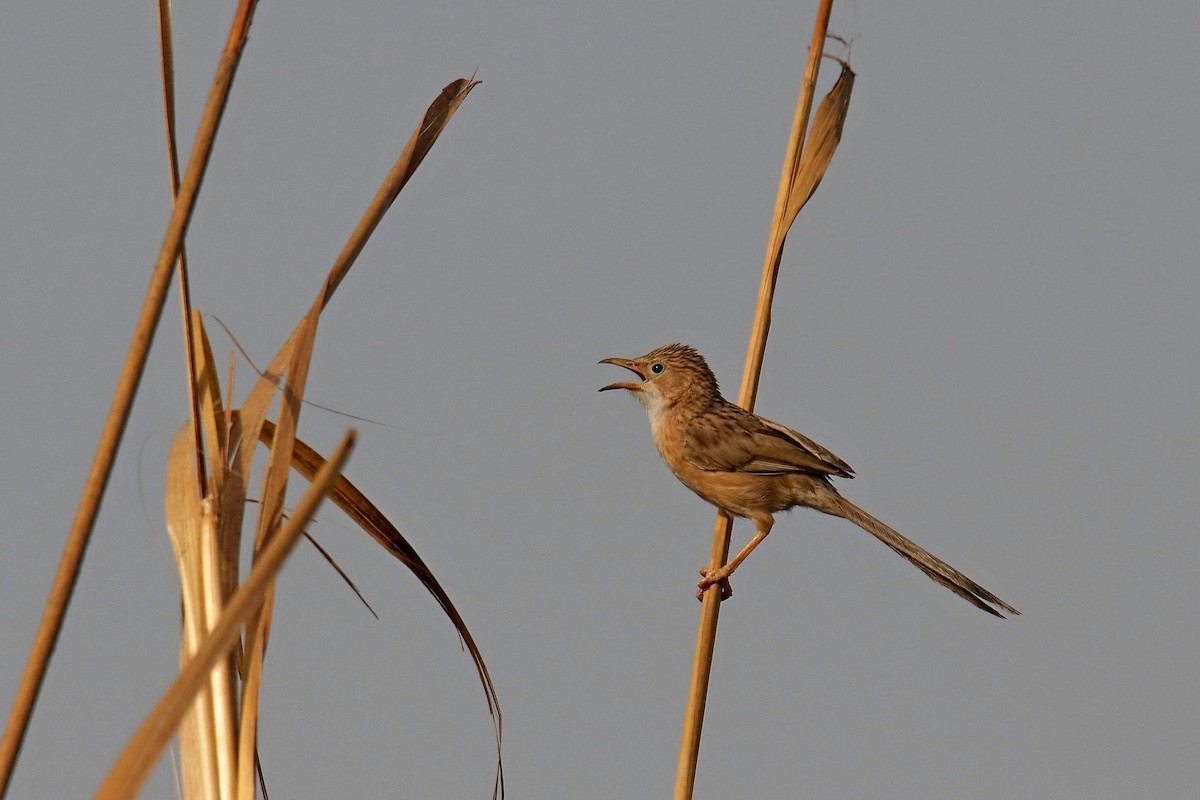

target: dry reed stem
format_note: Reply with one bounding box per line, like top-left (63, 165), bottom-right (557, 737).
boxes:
top-left (674, 1), bottom-right (843, 798)
top-left (167, 433), bottom-right (237, 800)
top-left (168, 316), bottom-right (238, 800)
top-left (0, 3), bottom-right (260, 794)
top-left (167, 427), bottom-right (220, 798)
top-left (157, 0), bottom-right (209, 498)
top-left (96, 430), bottom-right (357, 800)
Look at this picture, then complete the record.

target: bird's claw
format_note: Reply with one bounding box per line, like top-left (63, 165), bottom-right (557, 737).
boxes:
top-left (696, 567), bottom-right (733, 601)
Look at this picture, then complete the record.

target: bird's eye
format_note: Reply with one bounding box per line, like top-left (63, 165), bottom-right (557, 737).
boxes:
top-left (650, 363), bottom-right (665, 374)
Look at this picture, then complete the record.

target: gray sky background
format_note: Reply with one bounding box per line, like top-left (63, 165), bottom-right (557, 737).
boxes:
top-left (2, 2), bottom-right (1197, 798)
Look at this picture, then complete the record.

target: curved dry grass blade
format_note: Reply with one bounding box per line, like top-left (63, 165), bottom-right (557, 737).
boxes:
top-left (0, 3), bottom-right (261, 792)
top-left (256, 419), bottom-right (503, 797)
top-left (214, 90), bottom-right (487, 762)
top-left (781, 58), bottom-right (854, 229)
top-left (303, 532), bottom-right (379, 619)
top-left (96, 430), bottom-right (356, 800)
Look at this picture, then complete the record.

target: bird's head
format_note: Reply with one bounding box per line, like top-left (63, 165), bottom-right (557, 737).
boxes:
top-left (599, 343), bottom-right (721, 417)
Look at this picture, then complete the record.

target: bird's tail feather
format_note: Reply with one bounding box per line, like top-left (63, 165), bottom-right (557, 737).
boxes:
top-left (830, 495), bottom-right (1019, 618)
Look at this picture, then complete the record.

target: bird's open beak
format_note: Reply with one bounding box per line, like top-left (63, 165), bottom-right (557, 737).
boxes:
top-left (598, 357), bottom-right (645, 392)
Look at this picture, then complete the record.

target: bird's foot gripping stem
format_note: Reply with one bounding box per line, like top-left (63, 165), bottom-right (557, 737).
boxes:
top-left (697, 566), bottom-right (734, 601)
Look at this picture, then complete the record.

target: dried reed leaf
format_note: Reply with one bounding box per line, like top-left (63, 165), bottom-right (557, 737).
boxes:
top-left (252, 310), bottom-right (318, 575)
top-left (164, 76), bottom-right (482, 800)
top-left (781, 59), bottom-right (854, 230)
top-left (167, 423), bottom-right (239, 800)
top-left (235, 311), bottom-right (320, 799)
top-left (169, 310), bottom-right (247, 800)
top-left (323, 77), bottom-right (479, 304)
top-left (165, 430), bottom-right (205, 628)
top-left (256, 419), bottom-right (503, 797)
top-left (173, 318), bottom-right (243, 800)
top-left (100, 431), bottom-right (356, 800)
top-left (221, 76), bottom-right (480, 570)
top-left (741, 46), bottom-right (850, 412)
top-left (191, 310), bottom-right (228, 495)
top-left (220, 86), bottom-right (485, 792)
top-left (171, 314), bottom-right (249, 800)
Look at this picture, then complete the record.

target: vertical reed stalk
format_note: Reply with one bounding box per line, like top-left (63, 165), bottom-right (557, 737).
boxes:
top-left (157, 0), bottom-right (210, 497)
top-left (0, 4), bottom-right (260, 795)
top-left (673, 2), bottom-right (835, 798)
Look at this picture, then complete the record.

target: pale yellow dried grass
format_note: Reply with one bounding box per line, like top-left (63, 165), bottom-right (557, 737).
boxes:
top-left (0, 1), bottom-right (499, 798)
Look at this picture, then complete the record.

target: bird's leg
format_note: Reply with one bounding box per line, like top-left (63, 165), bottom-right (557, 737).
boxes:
top-left (695, 511), bottom-right (738, 601)
top-left (697, 517), bottom-right (774, 599)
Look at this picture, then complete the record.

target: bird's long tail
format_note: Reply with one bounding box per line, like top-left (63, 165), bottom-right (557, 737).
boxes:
top-left (828, 495), bottom-right (1019, 618)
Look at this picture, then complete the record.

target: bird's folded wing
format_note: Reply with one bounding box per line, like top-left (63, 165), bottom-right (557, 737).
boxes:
top-left (759, 418), bottom-right (854, 477)
top-left (681, 412), bottom-right (854, 478)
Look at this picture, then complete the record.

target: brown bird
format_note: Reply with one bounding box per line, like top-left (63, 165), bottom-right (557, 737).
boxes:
top-left (600, 343), bottom-right (1018, 617)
